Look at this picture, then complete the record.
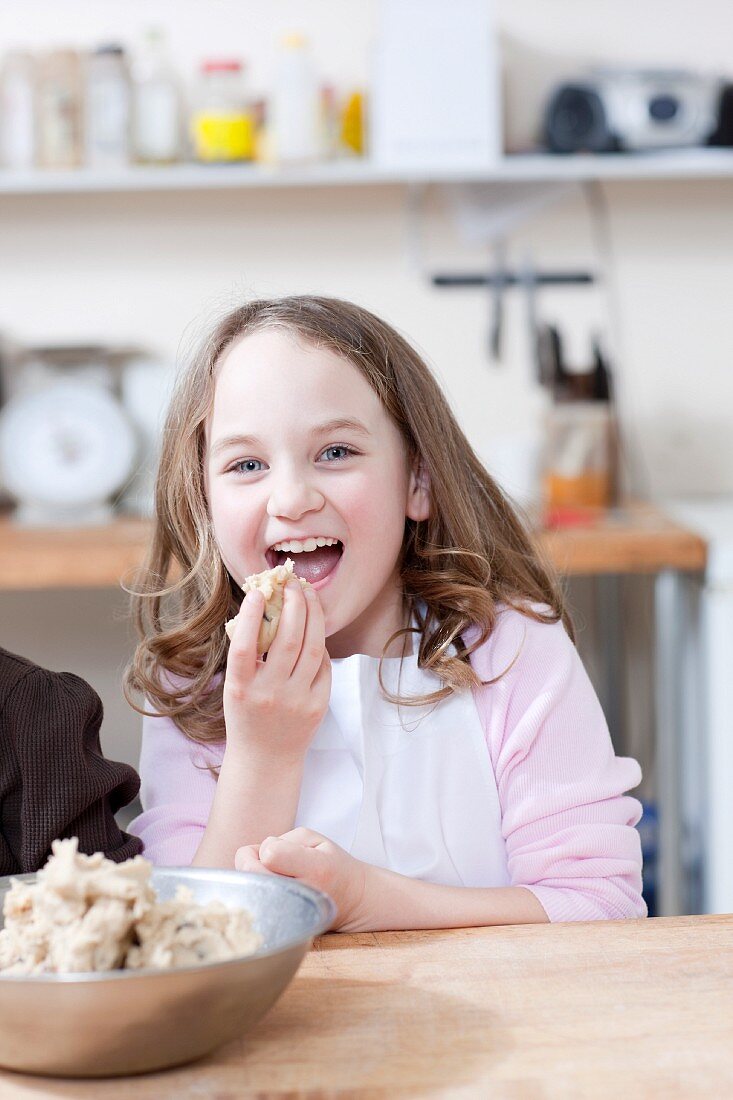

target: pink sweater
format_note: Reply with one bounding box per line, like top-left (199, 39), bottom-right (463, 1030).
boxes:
top-left (130, 608), bottom-right (646, 923)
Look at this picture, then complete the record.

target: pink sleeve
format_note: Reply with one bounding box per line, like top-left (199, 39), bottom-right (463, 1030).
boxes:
top-left (128, 709), bottom-right (223, 867)
top-left (468, 609), bottom-right (646, 923)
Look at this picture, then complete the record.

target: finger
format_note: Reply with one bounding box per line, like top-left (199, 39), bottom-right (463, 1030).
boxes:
top-left (234, 844), bottom-right (275, 875)
top-left (276, 827), bottom-right (327, 848)
top-left (261, 579), bottom-right (307, 679)
top-left (292, 586), bottom-right (328, 685)
top-left (310, 646), bottom-right (332, 695)
top-left (226, 589), bottom-right (265, 685)
top-left (233, 844), bottom-right (260, 871)
top-left (259, 836), bottom-right (328, 882)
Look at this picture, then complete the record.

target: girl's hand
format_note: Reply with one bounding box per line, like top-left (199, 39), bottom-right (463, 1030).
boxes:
top-left (234, 827), bottom-right (369, 932)
top-left (223, 581), bottom-right (331, 765)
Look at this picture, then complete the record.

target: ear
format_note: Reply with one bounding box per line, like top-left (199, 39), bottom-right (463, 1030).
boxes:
top-left (406, 460), bottom-right (431, 522)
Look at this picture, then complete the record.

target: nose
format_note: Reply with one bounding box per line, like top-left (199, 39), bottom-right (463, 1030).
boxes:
top-left (266, 466), bottom-right (325, 520)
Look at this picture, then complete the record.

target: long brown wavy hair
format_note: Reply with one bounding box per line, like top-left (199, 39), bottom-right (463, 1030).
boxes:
top-left (124, 295), bottom-right (571, 745)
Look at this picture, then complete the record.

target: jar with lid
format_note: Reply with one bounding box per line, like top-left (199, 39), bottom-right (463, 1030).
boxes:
top-left (85, 44), bottom-right (131, 169)
top-left (190, 59), bottom-right (254, 162)
top-left (36, 50), bottom-right (83, 169)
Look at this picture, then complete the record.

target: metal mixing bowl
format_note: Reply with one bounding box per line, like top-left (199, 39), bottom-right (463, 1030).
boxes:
top-left (0, 867), bottom-right (335, 1078)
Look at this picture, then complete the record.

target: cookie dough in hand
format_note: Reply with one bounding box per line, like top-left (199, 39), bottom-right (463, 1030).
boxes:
top-left (225, 558), bottom-right (310, 655)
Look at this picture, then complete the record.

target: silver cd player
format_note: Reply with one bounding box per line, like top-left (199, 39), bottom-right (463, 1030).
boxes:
top-left (544, 68), bottom-right (723, 153)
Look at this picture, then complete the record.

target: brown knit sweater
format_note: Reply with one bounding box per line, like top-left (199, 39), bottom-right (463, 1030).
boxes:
top-left (0, 647), bottom-right (143, 876)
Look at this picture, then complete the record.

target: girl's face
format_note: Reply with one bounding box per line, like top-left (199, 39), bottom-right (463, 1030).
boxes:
top-left (205, 328), bottom-right (429, 658)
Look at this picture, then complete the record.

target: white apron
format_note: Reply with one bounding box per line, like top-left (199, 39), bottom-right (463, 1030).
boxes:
top-left (294, 647), bottom-right (510, 889)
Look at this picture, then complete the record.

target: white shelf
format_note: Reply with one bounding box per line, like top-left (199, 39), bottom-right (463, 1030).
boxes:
top-left (2, 148), bottom-right (733, 194)
top-left (499, 148), bottom-right (733, 181)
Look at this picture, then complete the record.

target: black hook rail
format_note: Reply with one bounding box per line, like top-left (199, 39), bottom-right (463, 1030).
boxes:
top-left (431, 271), bottom-right (595, 287)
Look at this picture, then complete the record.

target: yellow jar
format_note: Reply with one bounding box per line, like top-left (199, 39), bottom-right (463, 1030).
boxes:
top-left (191, 59), bottom-right (254, 162)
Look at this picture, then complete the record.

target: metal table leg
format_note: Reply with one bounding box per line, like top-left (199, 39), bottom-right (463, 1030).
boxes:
top-left (655, 569), bottom-right (683, 915)
top-left (655, 569), bottom-right (703, 916)
top-left (597, 574), bottom-right (623, 747)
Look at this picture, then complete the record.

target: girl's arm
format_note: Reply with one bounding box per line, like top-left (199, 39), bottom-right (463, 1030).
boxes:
top-left (191, 748), bottom-right (304, 867)
top-left (129, 708), bottom-right (218, 866)
top-left (135, 581), bottom-right (330, 869)
top-left (193, 581), bottom-right (330, 868)
top-left (132, 704), bottom-right (313, 870)
top-left (235, 828), bottom-right (549, 931)
top-left (469, 610), bottom-right (646, 923)
top-left (352, 866), bottom-right (549, 931)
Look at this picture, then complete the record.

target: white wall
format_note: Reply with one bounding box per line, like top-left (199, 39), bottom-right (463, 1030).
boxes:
top-left (2, 0), bottom-right (731, 770)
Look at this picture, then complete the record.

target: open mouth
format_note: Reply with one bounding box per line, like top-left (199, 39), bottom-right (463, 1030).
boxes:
top-left (266, 538), bottom-right (344, 585)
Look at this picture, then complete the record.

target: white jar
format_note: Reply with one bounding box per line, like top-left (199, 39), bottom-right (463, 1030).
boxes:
top-left (270, 33), bottom-right (320, 165)
top-left (0, 52), bottom-right (35, 170)
top-left (85, 44), bottom-right (131, 169)
top-left (131, 28), bottom-right (181, 165)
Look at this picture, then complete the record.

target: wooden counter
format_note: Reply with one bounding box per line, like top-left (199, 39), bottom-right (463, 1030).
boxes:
top-left (1, 914), bottom-right (731, 1097)
top-left (0, 503), bottom-right (708, 590)
top-left (539, 501), bottom-right (707, 576)
top-left (0, 516), bottom-right (150, 590)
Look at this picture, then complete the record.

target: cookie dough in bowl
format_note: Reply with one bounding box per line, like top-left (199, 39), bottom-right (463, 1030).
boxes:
top-left (0, 841), bottom-right (335, 1077)
top-left (0, 839), bottom-right (261, 975)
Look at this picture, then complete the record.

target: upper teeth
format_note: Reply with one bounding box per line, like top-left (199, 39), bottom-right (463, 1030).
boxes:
top-left (270, 537), bottom-right (340, 554)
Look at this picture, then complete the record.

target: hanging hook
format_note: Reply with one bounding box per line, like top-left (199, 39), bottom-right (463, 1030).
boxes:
top-left (489, 239), bottom-right (508, 361)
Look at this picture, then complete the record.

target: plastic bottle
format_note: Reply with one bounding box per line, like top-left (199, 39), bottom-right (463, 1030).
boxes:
top-left (85, 45), bottom-right (131, 169)
top-left (0, 52), bottom-right (35, 170)
top-left (190, 59), bottom-right (254, 162)
top-left (36, 50), bottom-right (84, 169)
top-left (340, 90), bottom-right (366, 156)
top-left (270, 33), bottom-right (320, 165)
top-left (131, 28), bottom-right (181, 165)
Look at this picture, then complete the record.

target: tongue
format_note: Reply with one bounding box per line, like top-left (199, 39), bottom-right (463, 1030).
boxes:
top-left (282, 546), bottom-right (341, 583)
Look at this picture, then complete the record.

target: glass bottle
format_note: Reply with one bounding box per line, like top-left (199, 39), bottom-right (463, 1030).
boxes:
top-left (85, 44), bottom-right (131, 169)
top-left (36, 49), bottom-right (83, 169)
top-left (131, 28), bottom-right (181, 165)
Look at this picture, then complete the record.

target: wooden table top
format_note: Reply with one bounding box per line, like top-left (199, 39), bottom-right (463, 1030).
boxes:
top-left (1, 914), bottom-right (731, 1098)
top-left (0, 502), bottom-right (708, 590)
top-left (538, 501), bottom-right (707, 576)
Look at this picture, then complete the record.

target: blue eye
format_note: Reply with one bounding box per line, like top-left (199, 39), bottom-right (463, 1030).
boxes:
top-left (232, 458), bottom-right (265, 474)
top-left (320, 445), bottom-right (354, 462)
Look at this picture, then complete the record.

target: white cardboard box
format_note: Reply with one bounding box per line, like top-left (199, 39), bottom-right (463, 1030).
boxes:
top-left (370, 0), bottom-right (501, 170)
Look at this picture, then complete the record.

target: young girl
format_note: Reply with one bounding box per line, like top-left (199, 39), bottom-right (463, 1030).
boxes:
top-left (126, 295), bottom-right (645, 932)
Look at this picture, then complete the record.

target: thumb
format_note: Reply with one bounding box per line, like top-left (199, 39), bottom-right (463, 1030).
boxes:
top-left (259, 836), bottom-right (321, 879)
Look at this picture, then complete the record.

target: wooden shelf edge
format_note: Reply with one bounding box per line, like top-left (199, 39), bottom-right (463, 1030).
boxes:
top-left (0, 516), bottom-right (151, 591)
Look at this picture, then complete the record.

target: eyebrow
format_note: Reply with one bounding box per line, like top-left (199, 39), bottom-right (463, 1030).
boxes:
top-left (210, 418), bottom-right (372, 457)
